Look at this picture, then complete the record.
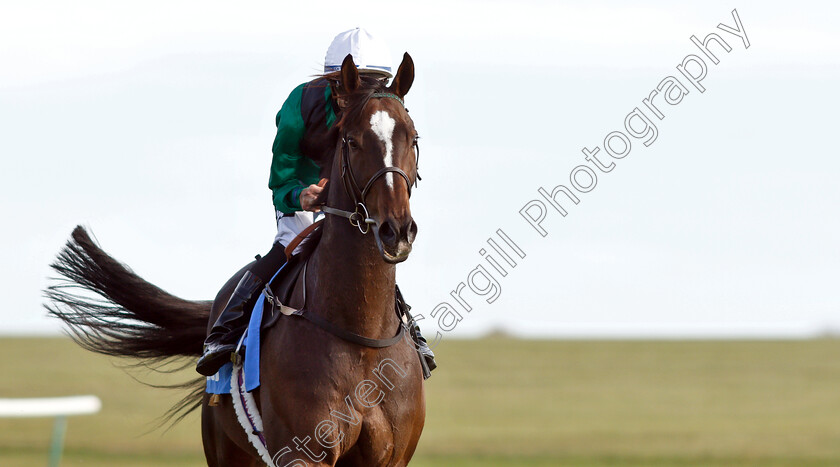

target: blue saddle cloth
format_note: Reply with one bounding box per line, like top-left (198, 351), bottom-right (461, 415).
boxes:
top-left (205, 291), bottom-right (268, 394)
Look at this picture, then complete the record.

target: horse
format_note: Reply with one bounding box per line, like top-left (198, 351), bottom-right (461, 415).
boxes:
top-left (46, 52), bottom-right (425, 466)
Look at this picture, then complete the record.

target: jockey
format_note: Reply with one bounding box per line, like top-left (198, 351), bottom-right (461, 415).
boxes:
top-left (196, 28), bottom-right (437, 377)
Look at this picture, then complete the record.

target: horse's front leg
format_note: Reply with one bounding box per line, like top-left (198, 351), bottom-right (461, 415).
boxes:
top-left (258, 376), bottom-right (343, 465)
top-left (261, 416), bottom-right (343, 467)
top-left (267, 443), bottom-right (339, 467)
top-left (259, 386), bottom-right (349, 466)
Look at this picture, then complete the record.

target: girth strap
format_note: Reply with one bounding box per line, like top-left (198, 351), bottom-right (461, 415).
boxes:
top-left (290, 308), bottom-right (406, 348)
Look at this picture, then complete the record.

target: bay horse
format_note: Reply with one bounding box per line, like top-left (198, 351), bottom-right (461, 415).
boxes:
top-left (47, 53), bottom-right (425, 466)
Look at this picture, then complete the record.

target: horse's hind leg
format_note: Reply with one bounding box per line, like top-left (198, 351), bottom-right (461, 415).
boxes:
top-left (201, 395), bottom-right (262, 466)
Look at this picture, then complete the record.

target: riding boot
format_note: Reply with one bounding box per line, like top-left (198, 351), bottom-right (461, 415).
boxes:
top-left (196, 271), bottom-right (264, 376)
top-left (395, 285), bottom-right (437, 379)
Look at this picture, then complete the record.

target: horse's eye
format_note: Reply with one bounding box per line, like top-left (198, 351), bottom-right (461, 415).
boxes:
top-left (413, 135), bottom-right (420, 146)
top-left (347, 138), bottom-right (359, 149)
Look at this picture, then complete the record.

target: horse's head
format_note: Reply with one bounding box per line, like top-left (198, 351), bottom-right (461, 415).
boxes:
top-left (323, 53), bottom-right (419, 264)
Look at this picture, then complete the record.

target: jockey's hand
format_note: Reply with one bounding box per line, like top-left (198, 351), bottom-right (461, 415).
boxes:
top-left (300, 178), bottom-right (328, 212)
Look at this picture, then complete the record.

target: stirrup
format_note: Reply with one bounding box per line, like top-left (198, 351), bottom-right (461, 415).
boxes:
top-left (395, 284), bottom-right (436, 379)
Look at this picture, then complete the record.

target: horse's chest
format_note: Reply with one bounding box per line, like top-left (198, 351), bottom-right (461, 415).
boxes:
top-left (263, 324), bottom-right (424, 464)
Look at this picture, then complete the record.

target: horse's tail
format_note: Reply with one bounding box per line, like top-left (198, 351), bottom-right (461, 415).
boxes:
top-left (45, 225), bottom-right (211, 423)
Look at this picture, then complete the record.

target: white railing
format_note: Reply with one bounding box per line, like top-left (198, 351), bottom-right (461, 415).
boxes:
top-left (0, 395), bottom-right (102, 467)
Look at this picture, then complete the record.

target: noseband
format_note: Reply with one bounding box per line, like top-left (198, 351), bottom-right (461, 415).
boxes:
top-left (321, 92), bottom-right (421, 234)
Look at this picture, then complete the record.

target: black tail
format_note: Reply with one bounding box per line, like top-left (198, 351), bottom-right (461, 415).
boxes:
top-left (45, 226), bottom-right (211, 423)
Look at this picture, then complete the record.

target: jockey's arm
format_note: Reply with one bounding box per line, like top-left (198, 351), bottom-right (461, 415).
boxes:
top-left (269, 83), bottom-right (321, 214)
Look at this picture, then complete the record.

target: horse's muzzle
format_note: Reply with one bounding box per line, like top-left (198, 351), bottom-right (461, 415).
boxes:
top-left (372, 216), bottom-right (417, 264)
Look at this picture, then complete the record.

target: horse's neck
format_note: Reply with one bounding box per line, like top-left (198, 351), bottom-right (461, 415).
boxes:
top-left (307, 216), bottom-right (399, 338)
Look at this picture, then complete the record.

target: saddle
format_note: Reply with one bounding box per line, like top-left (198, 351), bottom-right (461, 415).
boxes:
top-left (262, 220), bottom-right (324, 324)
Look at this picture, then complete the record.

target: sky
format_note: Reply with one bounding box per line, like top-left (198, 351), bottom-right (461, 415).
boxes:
top-left (2, 1), bottom-right (839, 338)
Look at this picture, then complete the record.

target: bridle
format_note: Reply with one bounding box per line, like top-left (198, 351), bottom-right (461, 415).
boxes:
top-left (321, 92), bottom-right (421, 234)
top-left (266, 92), bottom-right (419, 350)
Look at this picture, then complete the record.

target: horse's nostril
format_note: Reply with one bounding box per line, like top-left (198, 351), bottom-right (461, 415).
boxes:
top-left (406, 220), bottom-right (418, 244)
top-left (379, 220), bottom-right (398, 246)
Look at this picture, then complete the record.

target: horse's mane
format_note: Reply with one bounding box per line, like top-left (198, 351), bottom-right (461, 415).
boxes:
top-left (307, 71), bottom-right (390, 126)
top-left (299, 73), bottom-right (389, 178)
top-left (334, 74), bottom-right (391, 131)
top-left (300, 73), bottom-right (391, 210)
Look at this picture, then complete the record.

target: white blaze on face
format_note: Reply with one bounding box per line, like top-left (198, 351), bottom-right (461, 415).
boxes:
top-left (369, 110), bottom-right (397, 189)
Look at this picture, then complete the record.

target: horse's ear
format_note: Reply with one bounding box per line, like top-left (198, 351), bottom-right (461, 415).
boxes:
top-left (340, 54), bottom-right (360, 94)
top-left (389, 52), bottom-right (414, 98)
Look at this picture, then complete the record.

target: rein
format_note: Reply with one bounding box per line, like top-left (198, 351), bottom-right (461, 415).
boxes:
top-left (321, 92), bottom-right (420, 234)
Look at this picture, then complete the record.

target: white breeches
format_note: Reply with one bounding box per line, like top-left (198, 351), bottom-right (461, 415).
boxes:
top-left (274, 210), bottom-right (323, 248)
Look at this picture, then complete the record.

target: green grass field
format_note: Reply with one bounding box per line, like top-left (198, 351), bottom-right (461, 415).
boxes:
top-left (3, 337), bottom-right (840, 466)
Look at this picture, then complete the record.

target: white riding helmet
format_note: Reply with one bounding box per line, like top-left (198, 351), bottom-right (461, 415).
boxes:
top-left (324, 28), bottom-right (393, 79)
